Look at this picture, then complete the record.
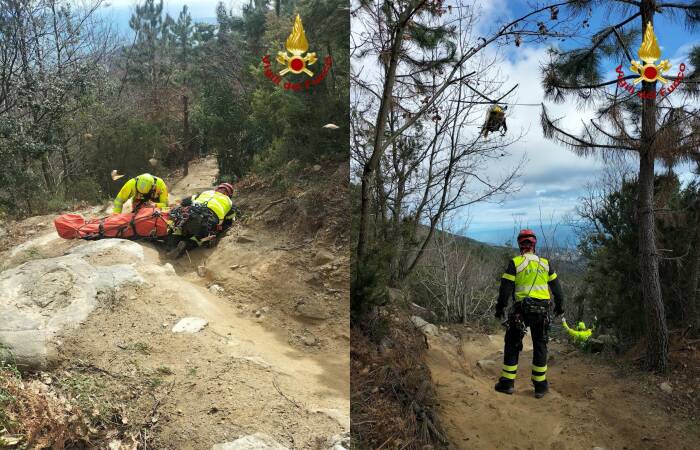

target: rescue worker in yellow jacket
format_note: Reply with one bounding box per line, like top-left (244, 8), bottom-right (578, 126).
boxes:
top-left (562, 317), bottom-right (593, 346)
top-left (183, 182), bottom-right (236, 230)
top-left (166, 183), bottom-right (237, 258)
top-left (494, 229), bottom-right (564, 399)
top-left (113, 173), bottom-right (169, 214)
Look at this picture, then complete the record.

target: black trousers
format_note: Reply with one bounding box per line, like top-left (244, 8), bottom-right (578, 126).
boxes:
top-left (502, 303), bottom-right (549, 384)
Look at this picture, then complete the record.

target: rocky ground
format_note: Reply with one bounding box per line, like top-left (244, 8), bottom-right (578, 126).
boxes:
top-left (0, 157), bottom-right (349, 449)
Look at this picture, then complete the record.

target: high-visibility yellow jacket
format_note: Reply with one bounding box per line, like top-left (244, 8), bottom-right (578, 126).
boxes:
top-left (113, 176), bottom-right (168, 213)
top-left (191, 190), bottom-right (234, 224)
top-left (562, 320), bottom-right (592, 345)
top-left (496, 251), bottom-right (564, 314)
top-left (502, 253), bottom-right (557, 300)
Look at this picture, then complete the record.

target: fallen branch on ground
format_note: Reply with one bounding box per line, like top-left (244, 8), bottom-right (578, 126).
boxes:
top-left (272, 377), bottom-right (301, 409)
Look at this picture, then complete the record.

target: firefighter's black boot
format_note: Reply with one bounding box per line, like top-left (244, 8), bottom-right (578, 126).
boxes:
top-left (533, 380), bottom-right (548, 399)
top-left (167, 240), bottom-right (188, 259)
top-left (494, 378), bottom-right (514, 395)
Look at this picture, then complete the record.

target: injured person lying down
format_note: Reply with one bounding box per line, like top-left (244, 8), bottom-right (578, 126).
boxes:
top-left (54, 183), bottom-right (239, 259)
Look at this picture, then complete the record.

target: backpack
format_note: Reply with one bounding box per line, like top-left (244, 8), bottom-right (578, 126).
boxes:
top-left (171, 204), bottom-right (218, 238)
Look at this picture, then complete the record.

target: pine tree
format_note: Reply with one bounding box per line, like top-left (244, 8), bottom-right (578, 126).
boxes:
top-left (126, 0), bottom-right (174, 102)
top-left (173, 5), bottom-right (193, 75)
top-left (540, 0), bottom-right (700, 371)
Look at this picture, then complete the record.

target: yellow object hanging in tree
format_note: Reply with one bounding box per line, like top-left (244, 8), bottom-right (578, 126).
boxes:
top-left (482, 105), bottom-right (507, 137)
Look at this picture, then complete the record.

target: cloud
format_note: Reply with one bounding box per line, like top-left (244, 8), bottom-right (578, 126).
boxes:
top-left (455, 2), bottom-right (700, 239)
top-left (459, 43), bottom-right (606, 231)
top-left (350, 0), bottom-right (698, 242)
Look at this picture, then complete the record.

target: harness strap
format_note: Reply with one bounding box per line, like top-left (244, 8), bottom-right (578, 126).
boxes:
top-left (129, 213), bottom-right (138, 235)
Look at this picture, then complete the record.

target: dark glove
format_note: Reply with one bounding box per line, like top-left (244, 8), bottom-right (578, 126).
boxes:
top-left (495, 307), bottom-right (505, 321)
top-left (553, 304), bottom-right (564, 317)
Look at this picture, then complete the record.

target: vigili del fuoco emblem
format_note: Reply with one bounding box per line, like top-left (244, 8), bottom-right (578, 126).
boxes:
top-left (616, 22), bottom-right (686, 99)
top-left (277, 15), bottom-right (317, 77)
top-left (262, 15), bottom-right (332, 91)
top-left (630, 22), bottom-right (671, 84)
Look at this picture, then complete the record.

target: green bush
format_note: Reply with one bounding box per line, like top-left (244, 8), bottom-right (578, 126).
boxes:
top-left (580, 174), bottom-right (699, 341)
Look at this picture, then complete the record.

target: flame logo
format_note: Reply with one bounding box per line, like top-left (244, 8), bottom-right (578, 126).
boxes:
top-left (638, 22), bottom-right (661, 64)
top-left (630, 22), bottom-right (671, 84)
top-left (277, 15), bottom-right (317, 77)
top-left (286, 15), bottom-right (309, 56)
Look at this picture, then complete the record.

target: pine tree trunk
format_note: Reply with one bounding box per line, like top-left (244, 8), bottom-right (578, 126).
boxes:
top-left (637, 2), bottom-right (668, 372)
top-left (390, 175), bottom-right (406, 284)
top-left (638, 148), bottom-right (668, 371)
top-left (182, 94), bottom-right (190, 177)
top-left (686, 197), bottom-right (700, 330)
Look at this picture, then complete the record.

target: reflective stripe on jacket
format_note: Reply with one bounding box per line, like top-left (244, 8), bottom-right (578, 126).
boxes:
top-left (192, 190), bottom-right (233, 223)
top-left (501, 253), bottom-right (556, 300)
top-left (113, 177), bottom-right (168, 213)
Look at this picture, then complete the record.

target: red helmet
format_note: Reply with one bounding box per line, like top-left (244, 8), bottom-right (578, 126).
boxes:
top-left (517, 229), bottom-right (537, 249)
top-left (215, 182), bottom-right (234, 197)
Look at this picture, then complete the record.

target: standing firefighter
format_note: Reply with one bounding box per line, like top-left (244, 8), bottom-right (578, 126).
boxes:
top-left (494, 229), bottom-right (564, 398)
top-left (113, 173), bottom-right (169, 214)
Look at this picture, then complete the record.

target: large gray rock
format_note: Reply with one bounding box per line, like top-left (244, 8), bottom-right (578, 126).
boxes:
top-left (209, 284), bottom-right (225, 295)
top-left (596, 334), bottom-right (618, 346)
top-left (588, 334), bottom-right (619, 353)
top-left (172, 317), bottom-right (208, 333)
top-left (477, 359), bottom-right (497, 370)
top-left (211, 433), bottom-right (289, 450)
top-left (295, 297), bottom-right (330, 320)
top-left (0, 240), bottom-right (144, 368)
top-left (67, 238), bottom-right (144, 260)
top-left (441, 332), bottom-right (459, 346)
top-left (410, 316), bottom-right (439, 337)
top-left (328, 432), bottom-right (350, 450)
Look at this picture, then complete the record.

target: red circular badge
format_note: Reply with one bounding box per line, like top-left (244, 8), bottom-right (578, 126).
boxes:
top-left (290, 58), bottom-right (304, 71)
top-left (643, 65), bottom-right (657, 80)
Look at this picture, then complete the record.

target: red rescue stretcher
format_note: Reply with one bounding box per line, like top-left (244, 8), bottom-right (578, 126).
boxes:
top-left (54, 207), bottom-right (170, 240)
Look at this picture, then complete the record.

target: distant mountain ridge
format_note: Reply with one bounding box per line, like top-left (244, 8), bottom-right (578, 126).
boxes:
top-left (462, 223), bottom-right (580, 249)
top-left (428, 225), bottom-right (584, 277)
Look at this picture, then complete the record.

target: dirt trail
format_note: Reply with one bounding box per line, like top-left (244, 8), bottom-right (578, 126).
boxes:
top-left (426, 329), bottom-right (697, 450)
top-left (2, 157), bottom-right (349, 449)
top-left (168, 158), bottom-right (221, 199)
